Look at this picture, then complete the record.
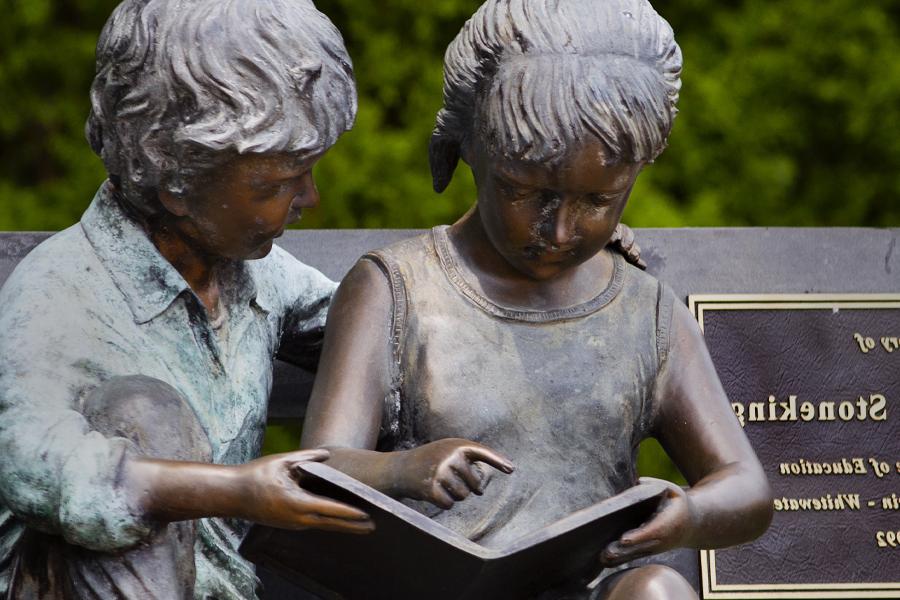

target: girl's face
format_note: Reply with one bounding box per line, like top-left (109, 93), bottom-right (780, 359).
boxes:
top-left (468, 138), bottom-right (643, 280)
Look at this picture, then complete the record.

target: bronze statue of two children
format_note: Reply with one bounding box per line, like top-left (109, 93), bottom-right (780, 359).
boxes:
top-left (0, 0), bottom-right (772, 598)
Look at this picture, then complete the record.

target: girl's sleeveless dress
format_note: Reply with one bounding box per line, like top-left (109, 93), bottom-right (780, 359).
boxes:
top-left (367, 225), bottom-right (676, 555)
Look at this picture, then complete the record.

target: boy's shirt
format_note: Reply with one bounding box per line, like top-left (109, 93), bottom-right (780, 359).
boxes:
top-left (0, 182), bottom-right (336, 599)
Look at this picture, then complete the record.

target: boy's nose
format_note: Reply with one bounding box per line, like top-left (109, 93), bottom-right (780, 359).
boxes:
top-left (293, 172), bottom-right (320, 209)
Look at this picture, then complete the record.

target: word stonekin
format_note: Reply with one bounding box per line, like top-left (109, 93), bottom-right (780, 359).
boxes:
top-left (731, 394), bottom-right (887, 427)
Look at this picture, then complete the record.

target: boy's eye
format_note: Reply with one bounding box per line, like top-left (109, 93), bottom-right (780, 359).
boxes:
top-left (256, 184), bottom-right (289, 200)
top-left (256, 177), bottom-right (305, 201)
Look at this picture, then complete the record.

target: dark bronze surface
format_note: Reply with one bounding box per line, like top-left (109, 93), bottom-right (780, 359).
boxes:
top-left (242, 465), bottom-right (667, 600)
top-left (299, 1), bottom-right (773, 598)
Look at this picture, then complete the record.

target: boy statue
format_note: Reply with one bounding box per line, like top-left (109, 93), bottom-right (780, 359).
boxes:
top-left (0, 1), bottom-right (373, 598)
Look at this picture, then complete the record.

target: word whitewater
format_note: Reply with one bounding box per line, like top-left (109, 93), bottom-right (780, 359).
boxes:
top-left (731, 394), bottom-right (887, 427)
top-left (774, 494), bottom-right (861, 512)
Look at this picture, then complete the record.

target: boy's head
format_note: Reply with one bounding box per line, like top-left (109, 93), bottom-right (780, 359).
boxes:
top-left (87, 0), bottom-right (356, 219)
top-left (429, 0), bottom-right (681, 192)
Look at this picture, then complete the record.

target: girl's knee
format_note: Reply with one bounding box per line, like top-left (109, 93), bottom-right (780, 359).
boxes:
top-left (601, 564), bottom-right (698, 600)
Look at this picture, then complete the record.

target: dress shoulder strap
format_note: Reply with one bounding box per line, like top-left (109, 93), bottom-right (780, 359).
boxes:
top-left (363, 250), bottom-right (408, 367)
top-left (656, 280), bottom-right (677, 369)
top-left (361, 250), bottom-right (410, 448)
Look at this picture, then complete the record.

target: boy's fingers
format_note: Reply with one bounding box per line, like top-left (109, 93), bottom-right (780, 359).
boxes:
top-left (296, 491), bottom-right (370, 521)
top-left (621, 225), bottom-right (635, 248)
top-left (299, 514), bottom-right (376, 534)
top-left (462, 445), bottom-right (515, 474)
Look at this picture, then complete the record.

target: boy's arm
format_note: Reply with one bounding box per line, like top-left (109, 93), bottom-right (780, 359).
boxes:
top-left (125, 450), bottom-right (373, 532)
top-left (266, 245), bottom-right (338, 371)
top-left (0, 260), bottom-right (371, 549)
top-left (602, 300), bottom-right (773, 566)
top-left (0, 269), bottom-right (154, 552)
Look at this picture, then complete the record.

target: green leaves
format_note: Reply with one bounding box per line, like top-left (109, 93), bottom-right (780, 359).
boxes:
top-left (1, 0), bottom-right (898, 230)
top-left (625, 0), bottom-right (900, 227)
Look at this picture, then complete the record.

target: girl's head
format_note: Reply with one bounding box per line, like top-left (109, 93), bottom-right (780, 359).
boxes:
top-left (431, 0), bottom-right (681, 279)
top-left (87, 0), bottom-right (356, 220)
top-left (430, 0), bottom-right (681, 190)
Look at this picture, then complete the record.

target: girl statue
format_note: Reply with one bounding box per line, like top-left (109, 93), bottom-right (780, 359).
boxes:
top-left (301, 0), bottom-right (773, 597)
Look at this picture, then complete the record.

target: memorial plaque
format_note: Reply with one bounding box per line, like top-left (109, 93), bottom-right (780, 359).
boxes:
top-left (691, 294), bottom-right (900, 599)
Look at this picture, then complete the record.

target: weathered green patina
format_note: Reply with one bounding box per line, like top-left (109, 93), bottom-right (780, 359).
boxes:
top-left (0, 183), bottom-right (336, 598)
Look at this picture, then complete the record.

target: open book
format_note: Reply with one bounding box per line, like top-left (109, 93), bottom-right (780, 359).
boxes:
top-left (240, 463), bottom-right (667, 600)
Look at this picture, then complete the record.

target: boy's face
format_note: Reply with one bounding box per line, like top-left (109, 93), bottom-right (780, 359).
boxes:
top-left (161, 152), bottom-right (322, 260)
top-left (469, 138), bottom-right (642, 280)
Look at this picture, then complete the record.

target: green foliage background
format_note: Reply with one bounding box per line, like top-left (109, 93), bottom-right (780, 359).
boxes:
top-left (2, 0), bottom-right (899, 480)
top-left (2, 0), bottom-right (899, 231)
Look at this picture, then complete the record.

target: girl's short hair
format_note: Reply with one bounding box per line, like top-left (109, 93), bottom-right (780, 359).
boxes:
top-left (86, 0), bottom-right (356, 217)
top-left (430, 0), bottom-right (682, 192)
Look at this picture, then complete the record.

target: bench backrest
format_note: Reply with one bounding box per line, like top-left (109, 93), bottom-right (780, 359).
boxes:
top-left (2, 227), bottom-right (897, 418)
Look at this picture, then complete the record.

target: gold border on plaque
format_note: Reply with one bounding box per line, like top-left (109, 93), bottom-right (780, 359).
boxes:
top-left (690, 293), bottom-right (900, 600)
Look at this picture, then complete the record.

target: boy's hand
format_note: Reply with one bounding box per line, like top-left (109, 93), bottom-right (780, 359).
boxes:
top-left (236, 449), bottom-right (375, 534)
top-left (398, 439), bottom-right (515, 509)
top-left (599, 478), bottom-right (697, 567)
top-left (608, 223), bottom-right (646, 269)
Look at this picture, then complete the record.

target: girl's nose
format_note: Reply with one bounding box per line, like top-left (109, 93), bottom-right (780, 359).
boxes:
top-left (548, 198), bottom-right (578, 248)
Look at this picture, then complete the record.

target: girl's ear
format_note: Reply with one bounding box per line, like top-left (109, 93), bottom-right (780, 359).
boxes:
top-left (429, 134), bottom-right (461, 193)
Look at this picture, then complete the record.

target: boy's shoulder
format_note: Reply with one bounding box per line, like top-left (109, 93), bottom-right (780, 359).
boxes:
top-left (249, 242), bottom-right (337, 310)
top-left (0, 225), bottom-right (102, 306)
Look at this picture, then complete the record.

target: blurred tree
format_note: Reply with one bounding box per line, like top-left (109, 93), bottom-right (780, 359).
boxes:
top-left (0, 0), bottom-right (111, 230)
top-left (624, 0), bottom-right (900, 228)
top-left (1, 0), bottom-right (898, 231)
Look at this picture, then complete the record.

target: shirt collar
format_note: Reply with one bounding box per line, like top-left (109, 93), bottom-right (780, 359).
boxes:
top-left (81, 183), bottom-right (269, 323)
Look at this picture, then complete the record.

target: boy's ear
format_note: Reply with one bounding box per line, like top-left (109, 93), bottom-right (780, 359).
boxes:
top-left (158, 189), bottom-right (191, 217)
top-left (429, 135), bottom-right (461, 194)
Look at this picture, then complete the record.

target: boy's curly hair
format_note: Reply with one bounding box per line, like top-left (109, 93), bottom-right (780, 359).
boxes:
top-left (87, 0), bottom-right (356, 217)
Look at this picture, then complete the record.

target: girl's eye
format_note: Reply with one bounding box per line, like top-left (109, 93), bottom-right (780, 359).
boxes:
top-left (587, 192), bottom-right (617, 206)
top-left (496, 180), bottom-right (539, 202)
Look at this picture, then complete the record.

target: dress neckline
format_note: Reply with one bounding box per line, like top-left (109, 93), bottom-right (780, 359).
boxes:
top-left (432, 225), bottom-right (626, 324)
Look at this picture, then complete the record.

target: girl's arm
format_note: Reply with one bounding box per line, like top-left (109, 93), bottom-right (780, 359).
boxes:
top-left (300, 259), bottom-right (513, 507)
top-left (602, 300), bottom-right (773, 565)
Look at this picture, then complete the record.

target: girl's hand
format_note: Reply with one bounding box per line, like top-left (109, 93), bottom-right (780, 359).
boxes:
top-left (600, 478), bottom-right (697, 567)
top-left (235, 449), bottom-right (375, 534)
top-left (398, 438), bottom-right (515, 509)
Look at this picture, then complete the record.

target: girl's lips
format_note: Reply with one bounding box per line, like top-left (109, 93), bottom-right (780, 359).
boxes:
top-left (523, 245), bottom-right (577, 261)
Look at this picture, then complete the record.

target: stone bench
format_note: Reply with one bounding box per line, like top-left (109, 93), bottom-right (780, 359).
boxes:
top-left (2, 227), bottom-right (897, 598)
